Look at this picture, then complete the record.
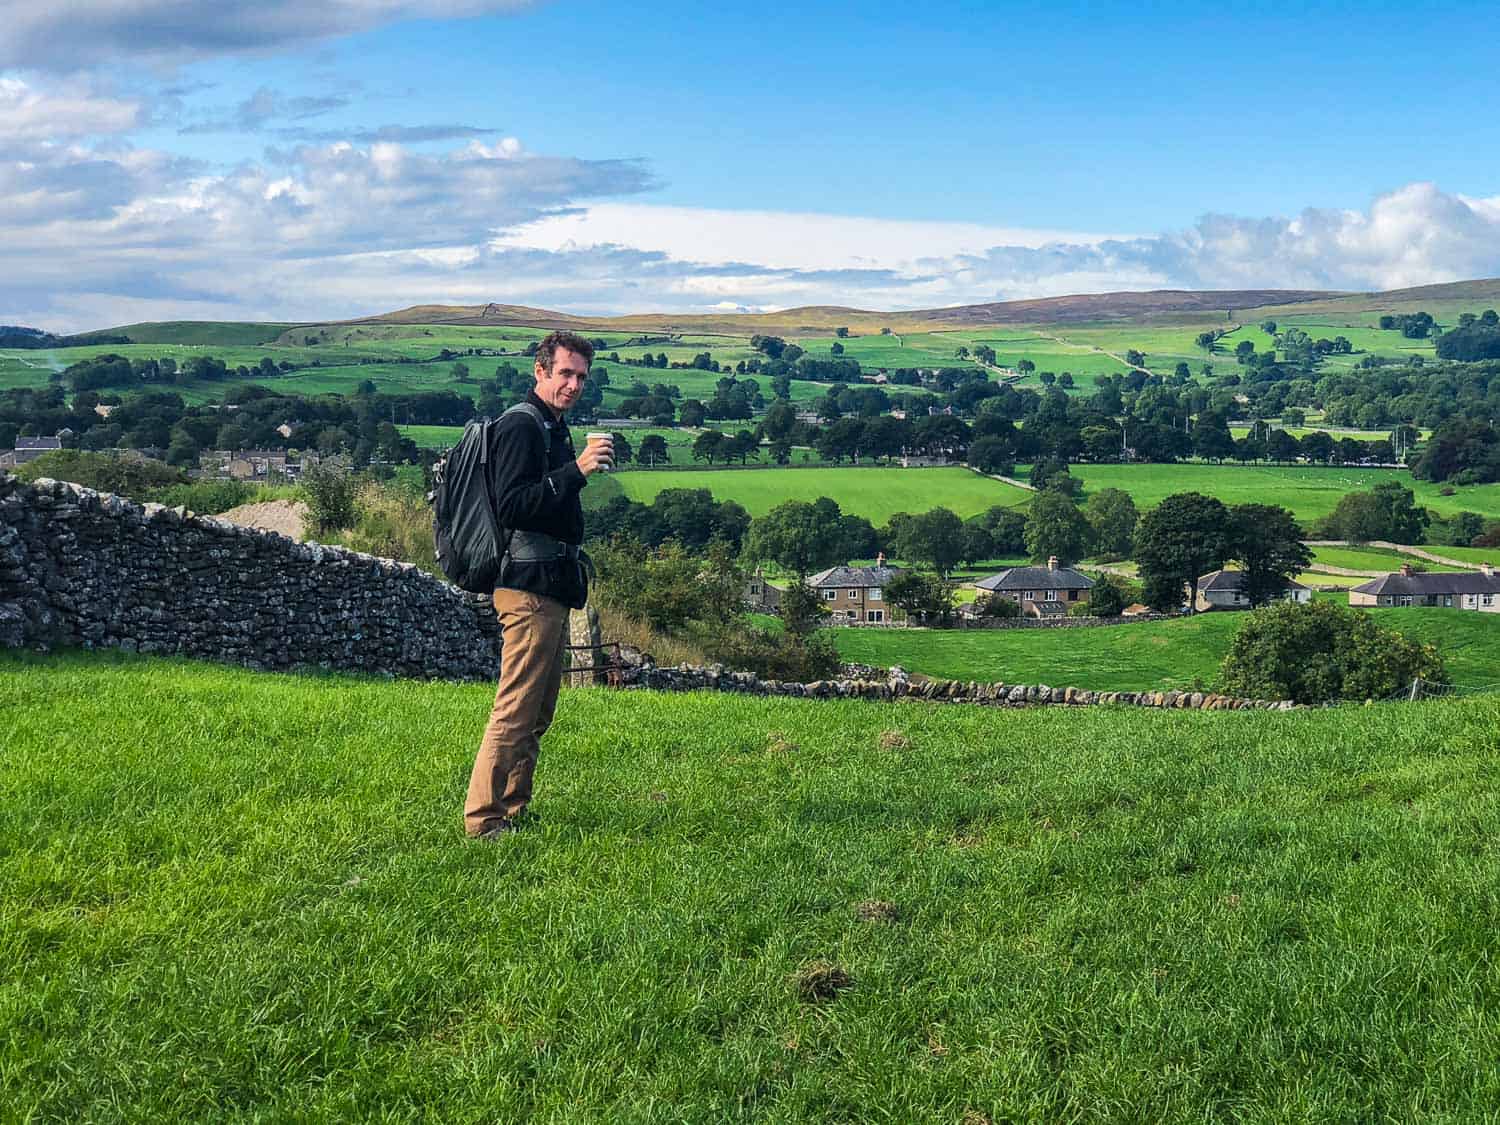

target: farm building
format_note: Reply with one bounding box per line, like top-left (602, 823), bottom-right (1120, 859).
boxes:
top-left (3, 436), bottom-right (62, 467)
top-left (1348, 563), bottom-right (1500, 612)
top-left (975, 557), bottom-right (1094, 617)
top-left (1195, 569), bottom-right (1311, 611)
top-left (805, 555), bottom-right (904, 624)
top-left (743, 567), bottom-right (782, 613)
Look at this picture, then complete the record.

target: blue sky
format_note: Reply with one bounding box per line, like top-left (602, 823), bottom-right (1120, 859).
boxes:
top-left (5, 0), bottom-right (1500, 329)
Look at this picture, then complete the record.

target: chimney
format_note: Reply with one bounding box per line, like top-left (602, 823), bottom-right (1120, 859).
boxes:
top-left (1399, 563), bottom-right (1414, 578)
top-left (1048, 555), bottom-right (1058, 571)
top-left (876, 552), bottom-right (886, 567)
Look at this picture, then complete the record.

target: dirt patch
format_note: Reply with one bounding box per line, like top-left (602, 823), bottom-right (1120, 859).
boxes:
top-left (794, 961), bottom-right (853, 1003)
top-left (214, 499), bottom-right (309, 542)
top-left (876, 730), bottom-right (912, 752)
top-left (855, 899), bottom-right (900, 923)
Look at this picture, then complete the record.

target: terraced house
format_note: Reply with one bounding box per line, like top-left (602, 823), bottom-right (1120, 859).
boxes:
top-left (805, 556), bottom-right (904, 624)
top-left (1349, 563), bottom-right (1500, 612)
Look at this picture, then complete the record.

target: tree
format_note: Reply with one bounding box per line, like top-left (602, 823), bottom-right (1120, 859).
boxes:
top-left (1219, 601), bottom-right (1445, 703)
top-left (830, 341), bottom-right (844, 356)
top-left (691, 430), bottom-right (725, 464)
top-left (451, 362), bottom-right (471, 383)
top-left (609, 432), bottom-right (633, 466)
top-left (1134, 492), bottom-right (1230, 613)
top-left (1195, 331), bottom-right (1218, 351)
top-left (746, 499), bottom-right (844, 575)
top-left (835, 327), bottom-right (850, 338)
top-left (1192, 411), bottom-right (1235, 462)
top-left (1087, 575), bottom-right (1128, 616)
top-left (1016, 358), bottom-right (1036, 376)
top-left (301, 458), bottom-right (360, 534)
top-left (1024, 490), bottom-right (1093, 566)
top-left (967, 436), bottom-right (1015, 475)
top-left (679, 399), bottom-right (707, 428)
top-left (1318, 481), bottom-right (1429, 544)
top-left (894, 507), bottom-right (966, 576)
top-left (1227, 503), bottom-right (1310, 606)
top-left (638, 434), bottom-right (669, 466)
top-left (885, 570), bottom-right (954, 625)
top-left (1084, 488), bottom-right (1138, 559)
top-left (779, 579), bottom-right (827, 637)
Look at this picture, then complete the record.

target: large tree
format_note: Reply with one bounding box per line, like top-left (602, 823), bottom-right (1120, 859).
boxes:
top-left (894, 507), bottom-right (966, 576)
top-left (1024, 490), bottom-right (1094, 566)
top-left (1228, 503), bottom-right (1311, 606)
top-left (1084, 487), bottom-right (1138, 560)
top-left (1134, 492), bottom-right (1231, 613)
top-left (746, 499), bottom-right (845, 575)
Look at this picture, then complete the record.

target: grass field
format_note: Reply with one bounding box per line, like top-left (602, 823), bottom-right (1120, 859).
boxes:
top-left (1028, 463), bottom-right (1500, 525)
top-left (833, 607), bottom-right (1500, 691)
top-left (6, 648), bottom-right (1500, 1119)
top-left (1308, 545), bottom-right (1470, 573)
top-left (617, 466), bottom-right (1028, 521)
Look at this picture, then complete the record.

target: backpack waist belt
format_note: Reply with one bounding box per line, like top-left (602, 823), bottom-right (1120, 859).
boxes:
top-left (506, 530), bottom-right (580, 561)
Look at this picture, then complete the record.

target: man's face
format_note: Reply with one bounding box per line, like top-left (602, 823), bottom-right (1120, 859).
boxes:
top-left (534, 347), bottom-right (589, 415)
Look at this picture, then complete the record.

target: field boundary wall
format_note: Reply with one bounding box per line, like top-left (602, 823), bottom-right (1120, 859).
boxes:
top-left (0, 473), bottom-right (502, 680)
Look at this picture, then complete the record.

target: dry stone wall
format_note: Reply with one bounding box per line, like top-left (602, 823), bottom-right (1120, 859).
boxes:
top-left (618, 657), bottom-right (1293, 711)
top-left (0, 473), bottom-right (501, 680)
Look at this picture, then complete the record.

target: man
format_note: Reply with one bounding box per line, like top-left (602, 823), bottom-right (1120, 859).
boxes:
top-left (465, 330), bottom-right (612, 839)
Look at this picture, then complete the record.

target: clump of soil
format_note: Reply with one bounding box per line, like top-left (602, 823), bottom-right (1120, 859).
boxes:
top-left (877, 729), bottom-right (912, 751)
top-left (794, 960), bottom-right (853, 1003)
top-left (214, 499), bottom-right (309, 541)
top-left (855, 899), bottom-right (900, 923)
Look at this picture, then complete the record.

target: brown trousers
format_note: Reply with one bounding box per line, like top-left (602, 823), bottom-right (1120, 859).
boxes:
top-left (464, 588), bottom-right (568, 835)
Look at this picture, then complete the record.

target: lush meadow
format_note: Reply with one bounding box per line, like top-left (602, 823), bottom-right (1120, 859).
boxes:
top-left (832, 607), bottom-right (1500, 690)
top-left (5, 649), bottom-right (1500, 1120)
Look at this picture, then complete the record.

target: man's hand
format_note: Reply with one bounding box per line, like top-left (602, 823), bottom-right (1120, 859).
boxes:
top-left (576, 435), bottom-right (614, 477)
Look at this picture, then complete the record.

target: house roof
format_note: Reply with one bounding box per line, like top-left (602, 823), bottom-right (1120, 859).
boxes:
top-left (15, 437), bottom-right (61, 450)
top-left (1351, 571), bottom-right (1500, 597)
top-left (806, 564), bottom-right (902, 588)
top-left (975, 565), bottom-right (1094, 592)
top-left (1198, 569), bottom-right (1308, 593)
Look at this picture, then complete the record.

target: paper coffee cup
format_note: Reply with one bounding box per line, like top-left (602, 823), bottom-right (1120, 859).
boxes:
top-left (586, 432), bottom-right (614, 469)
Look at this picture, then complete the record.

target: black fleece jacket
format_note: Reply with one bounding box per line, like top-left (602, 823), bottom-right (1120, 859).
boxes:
top-left (488, 390), bottom-right (589, 608)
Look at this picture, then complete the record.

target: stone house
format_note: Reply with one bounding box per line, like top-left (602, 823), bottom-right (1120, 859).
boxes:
top-left (1196, 569), bottom-right (1311, 611)
top-left (9, 436), bottom-right (62, 466)
top-left (1348, 563), bottom-right (1500, 611)
top-left (974, 556), bottom-right (1094, 617)
top-left (743, 567), bottom-right (782, 613)
top-left (805, 555), bottom-right (904, 624)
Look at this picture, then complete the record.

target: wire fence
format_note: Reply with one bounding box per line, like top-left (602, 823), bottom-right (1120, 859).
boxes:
top-left (1377, 677), bottom-right (1500, 703)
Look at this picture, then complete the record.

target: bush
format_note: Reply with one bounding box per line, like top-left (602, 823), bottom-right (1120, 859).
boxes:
top-left (1218, 601), bottom-right (1445, 703)
top-left (694, 622), bottom-right (840, 681)
top-left (978, 593), bottom-right (1021, 618)
top-left (17, 449), bottom-right (185, 498)
top-left (1086, 576), bottom-right (1128, 617)
top-left (592, 539), bottom-right (742, 636)
top-left (337, 481), bottom-right (438, 574)
top-left (152, 479), bottom-right (255, 515)
top-left (300, 458), bottom-right (360, 534)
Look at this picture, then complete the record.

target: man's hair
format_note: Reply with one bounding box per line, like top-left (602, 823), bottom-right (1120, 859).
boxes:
top-left (535, 330), bottom-right (595, 373)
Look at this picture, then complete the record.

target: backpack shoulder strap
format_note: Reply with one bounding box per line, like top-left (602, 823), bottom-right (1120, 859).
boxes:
top-left (501, 401), bottom-right (552, 457)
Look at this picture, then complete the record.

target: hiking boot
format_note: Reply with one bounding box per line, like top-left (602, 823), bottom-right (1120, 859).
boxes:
top-left (473, 818), bottom-right (516, 840)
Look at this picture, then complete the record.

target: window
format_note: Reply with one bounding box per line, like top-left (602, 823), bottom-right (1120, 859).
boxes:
top-left (848, 589), bottom-right (859, 599)
top-left (1045, 590), bottom-right (1058, 601)
top-left (1024, 591), bottom-right (1034, 601)
top-left (868, 610), bottom-right (883, 623)
top-left (1068, 589), bottom-right (1079, 600)
top-left (1484, 594), bottom-right (1494, 607)
top-left (1444, 595), bottom-right (1453, 607)
top-left (749, 583), bottom-right (760, 595)
top-left (869, 589), bottom-right (882, 601)
top-left (1399, 596), bottom-right (1412, 606)
top-left (823, 590), bottom-right (836, 601)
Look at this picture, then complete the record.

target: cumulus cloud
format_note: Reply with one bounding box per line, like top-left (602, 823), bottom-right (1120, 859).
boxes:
top-left (0, 0), bottom-right (533, 69)
top-left (0, 77), bottom-right (143, 141)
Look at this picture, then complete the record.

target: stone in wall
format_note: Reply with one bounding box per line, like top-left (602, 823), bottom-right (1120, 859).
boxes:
top-left (0, 473), bottom-right (502, 681)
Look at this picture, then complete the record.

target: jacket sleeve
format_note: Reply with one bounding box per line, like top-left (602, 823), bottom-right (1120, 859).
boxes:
top-left (488, 415), bottom-right (586, 531)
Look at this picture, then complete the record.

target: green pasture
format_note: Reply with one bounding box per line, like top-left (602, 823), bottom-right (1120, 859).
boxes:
top-left (110, 321), bottom-right (296, 346)
top-left (1037, 463), bottom-right (1500, 525)
top-left (834, 607), bottom-right (1500, 691)
top-left (1308, 545), bottom-right (1468, 573)
top-left (8, 648), bottom-right (1500, 1119)
top-left (1415, 543), bottom-right (1500, 566)
top-left (617, 466), bottom-right (1028, 522)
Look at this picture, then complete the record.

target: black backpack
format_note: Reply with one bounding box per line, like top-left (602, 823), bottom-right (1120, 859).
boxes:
top-left (429, 403), bottom-right (549, 593)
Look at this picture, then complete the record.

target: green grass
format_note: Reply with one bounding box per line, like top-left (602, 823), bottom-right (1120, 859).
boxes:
top-left (1308, 545), bottom-right (1469, 573)
top-left (1040, 463), bottom-right (1500, 525)
top-left (617, 466), bottom-right (1029, 521)
top-left (832, 607), bottom-right (1500, 690)
top-left (6, 648), bottom-right (1500, 1119)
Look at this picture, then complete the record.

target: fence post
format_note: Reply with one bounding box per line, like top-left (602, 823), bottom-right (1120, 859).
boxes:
top-left (569, 605), bottom-right (607, 685)
top-left (1408, 678), bottom-right (1422, 702)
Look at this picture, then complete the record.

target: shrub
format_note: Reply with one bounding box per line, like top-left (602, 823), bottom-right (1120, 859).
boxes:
top-left (337, 481), bottom-right (437, 574)
top-left (152, 479), bottom-right (255, 515)
top-left (694, 622), bottom-right (840, 681)
top-left (1086, 576), bottom-right (1128, 617)
top-left (18, 449), bottom-right (185, 498)
top-left (978, 593), bottom-right (1021, 618)
top-left (300, 458), bottom-right (361, 534)
top-left (1218, 601), bottom-right (1445, 703)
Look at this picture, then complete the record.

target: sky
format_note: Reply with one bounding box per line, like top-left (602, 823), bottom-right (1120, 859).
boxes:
top-left (6, 0), bottom-right (1500, 331)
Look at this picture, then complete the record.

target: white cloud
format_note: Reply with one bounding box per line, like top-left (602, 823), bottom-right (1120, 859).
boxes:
top-left (0, 0), bottom-right (533, 69)
top-left (0, 77), bottom-right (143, 142)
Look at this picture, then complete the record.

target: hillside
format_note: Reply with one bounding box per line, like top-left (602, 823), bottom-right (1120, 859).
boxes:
top-left (6, 648), bottom-right (1500, 1120)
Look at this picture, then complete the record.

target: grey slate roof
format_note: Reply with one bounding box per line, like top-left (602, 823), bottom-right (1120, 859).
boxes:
top-left (806, 564), bottom-right (903, 588)
top-left (975, 566), bottom-right (1094, 592)
top-left (1351, 571), bottom-right (1500, 597)
top-left (1199, 569), bottom-right (1307, 593)
top-left (15, 437), bottom-right (61, 450)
